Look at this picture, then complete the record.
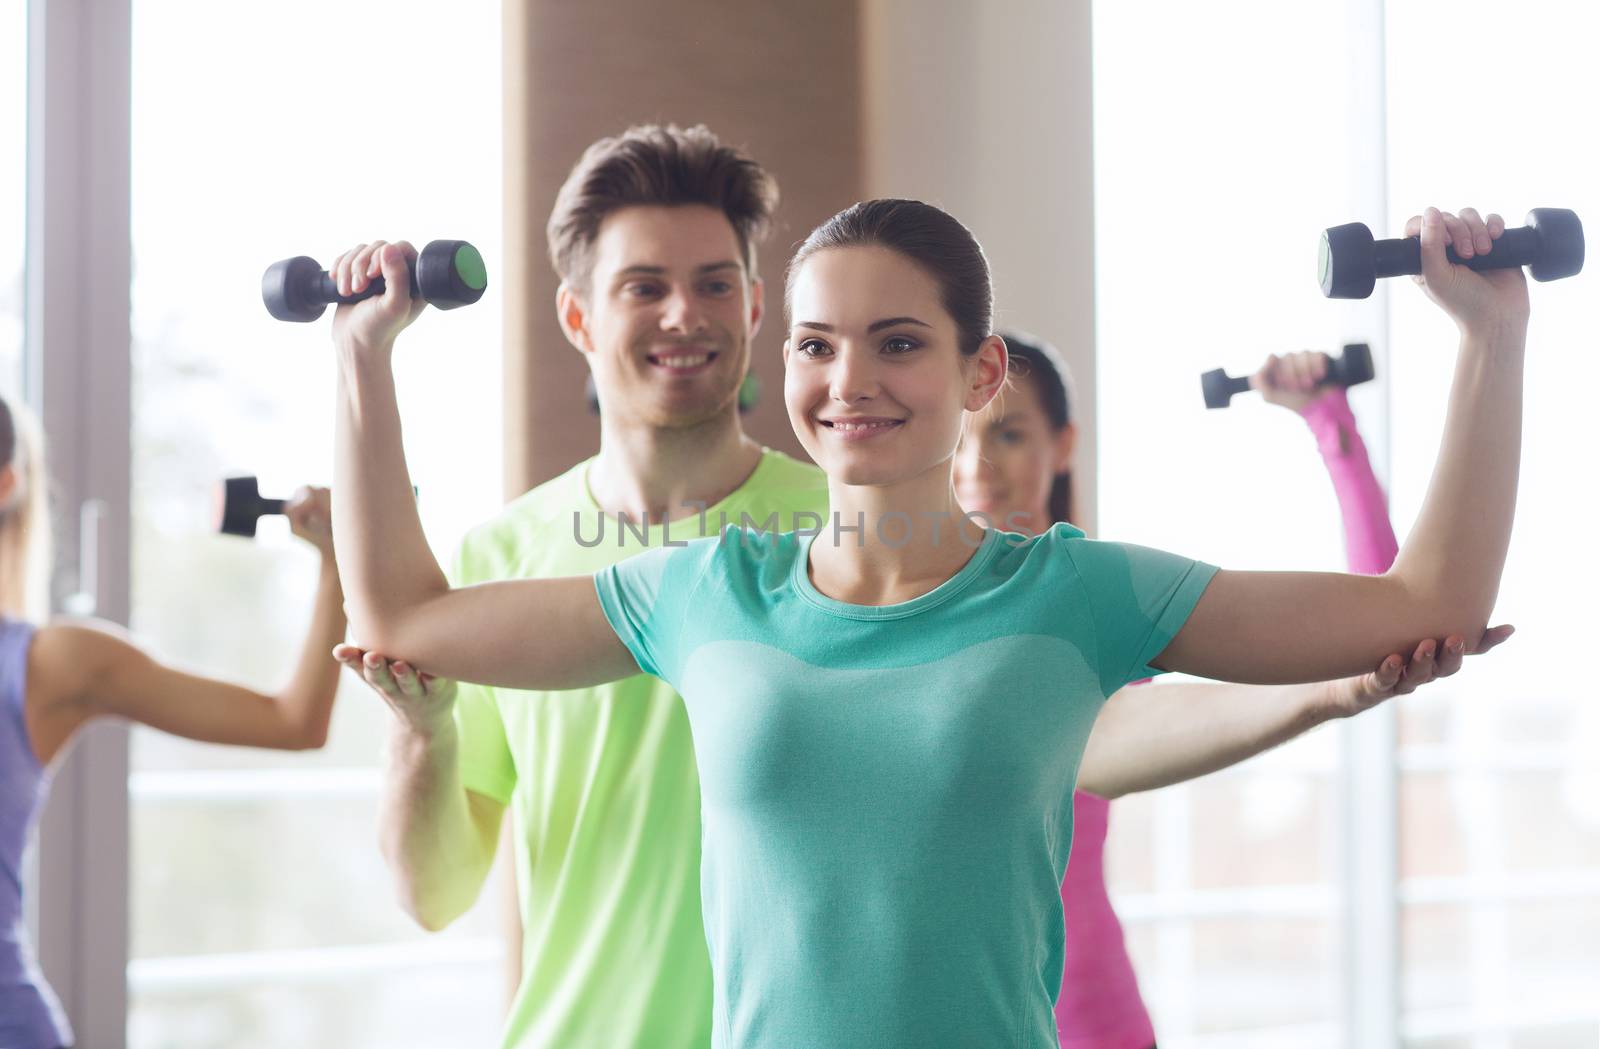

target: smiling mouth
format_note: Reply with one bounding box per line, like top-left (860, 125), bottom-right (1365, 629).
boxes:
top-left (647, 350), bottom-right (718, 371)
top-left (820, 419), bottom-right (904, 434)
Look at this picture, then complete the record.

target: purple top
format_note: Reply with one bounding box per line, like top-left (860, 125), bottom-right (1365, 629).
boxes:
top-left (1055, 388), bottom-right (1398, 1047)
top-left (0, 617), bottom-right (72, 1049)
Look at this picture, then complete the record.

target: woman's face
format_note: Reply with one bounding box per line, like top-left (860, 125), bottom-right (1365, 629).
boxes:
top-left (784, 245), bottom-right (1004, 490)
top-left (952, 369), bottom-right (1076, 532)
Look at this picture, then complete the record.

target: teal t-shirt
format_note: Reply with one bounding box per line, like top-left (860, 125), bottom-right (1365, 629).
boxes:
top-left (595, 522), bottom-right (1217, 1049)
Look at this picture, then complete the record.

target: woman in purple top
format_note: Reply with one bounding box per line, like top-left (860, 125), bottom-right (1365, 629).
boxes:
top-left (953, 336), bottom-right (1514, 1048)
top-left (0, 396), bottom-right (349, 1049)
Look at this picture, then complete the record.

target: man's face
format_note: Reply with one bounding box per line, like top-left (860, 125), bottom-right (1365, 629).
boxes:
top-left (569, 205), bottom-right (763, 430)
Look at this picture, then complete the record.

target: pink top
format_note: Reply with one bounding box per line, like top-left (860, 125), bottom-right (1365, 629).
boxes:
top-left (1055, 389), bottom-right (1398, 1047)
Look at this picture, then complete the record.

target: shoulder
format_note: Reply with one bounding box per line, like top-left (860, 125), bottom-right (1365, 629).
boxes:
top-left (454, 461), bottom-right (593, 571)
top-left (738, 450), bottom-right (828, 510)
top-left (27, 619), bottom-right (142, 714)
top-left (753, 448), bottom-right (826, 489)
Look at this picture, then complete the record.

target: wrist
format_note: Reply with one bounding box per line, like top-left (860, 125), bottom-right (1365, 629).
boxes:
top-left (388, 706), bottom-right (458, 752)
top-left (1458, 315), bottom-right (1529, 354)
top-left (1303, 679), bottom-right (1351, 724)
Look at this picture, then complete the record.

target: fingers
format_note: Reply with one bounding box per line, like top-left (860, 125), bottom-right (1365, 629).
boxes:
top-left (1432, 636), bottom-right (1466, 678)
top-left (351, 240), bottom-right (390, 295)
top-left (332, 244), bottom-right (366, 298)
top-left (1417, 207), bottom-right (1451, 286)
top-left (1392, 638), bottom-right (1438, 696)
top-left (389, 660), bottom-right (432, 702)
top-left (377, 241), bottom-right (414, 304)
top-left (1473, 623), bottom-right (1516, 654)
top-left (1440, 210), bottom-right (1472, 259)
top-left (332, 643), bottom-right (365, 664)
top-left (1404, 214), bottom-right (1423, 238)
top-left (1288, 350), bottom-right (1324, 392)
top-left (1366, 653), bottom-right (1404, 696)
top-left (330, 241), bottom-right (415, 297)
top-left (1486, 213), bottom-right (1506, 240)
top-left (1248, 353), bottom-right (1281, 393)
top-left (1459, 208), bottom-right (1491, 256)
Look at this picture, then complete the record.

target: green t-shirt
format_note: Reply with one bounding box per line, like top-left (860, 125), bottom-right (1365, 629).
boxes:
top-left (594, 523), bottom-right (1217, 1049)
top-left (450, 449), bottom-right (828, 1049)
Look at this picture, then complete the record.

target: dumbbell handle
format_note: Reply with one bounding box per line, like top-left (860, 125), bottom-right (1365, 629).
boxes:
top-left (1373, 225), bottom-right (1543, 278)
top-left (1203, 344), bottom-right (1372, 409)
top-left (306, 265), bottom-right (423, 308)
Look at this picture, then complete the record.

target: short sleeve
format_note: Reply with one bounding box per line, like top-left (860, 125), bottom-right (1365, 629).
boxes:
top-left (447, 540), bottom-right (516, 805)
top-left (593, 537), bottom-right (715, 689)
top-left (1058, 529), bottom-right (1219, 693)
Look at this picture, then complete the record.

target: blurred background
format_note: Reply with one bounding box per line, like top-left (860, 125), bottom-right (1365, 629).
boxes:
top-left (8, 1), bottom-right (1597, 1047)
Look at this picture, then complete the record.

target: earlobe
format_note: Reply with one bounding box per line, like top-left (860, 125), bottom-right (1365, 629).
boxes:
top-left (0, 464), bottom-right (18, 510)
top-left (1054, 423), bottom-right (1079, 473)
top-left (749, 276), bottom-right (766, 340)
top-left (966, 335), bottom-right (1009, 410)
top-left (555, 282), bottom-right (591, 353)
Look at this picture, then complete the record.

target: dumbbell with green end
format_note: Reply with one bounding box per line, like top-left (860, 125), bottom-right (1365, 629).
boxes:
top-left (1319, 209), bottom-right (1583, 299)
top-left (262, 239), bottom-right (488, 322)
top-left (584, 372), bottom-right (762, 415)
top-left (1201, 343), bottom-right (1373, 410)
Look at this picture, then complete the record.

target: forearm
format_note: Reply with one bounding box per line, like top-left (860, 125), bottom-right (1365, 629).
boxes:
top-left (270, 560), bottom-right (348, 749)
top-left (1387, 327), bottom-right (1524, 641)
top-left (1301, 392), bottom-right (1398, 575)
top-left (333, 355), bottom-right (451, 647)
top-left (1078, 679), bottom-right (1336, 799)
top-left (380, 720), bottom-right (495, 930)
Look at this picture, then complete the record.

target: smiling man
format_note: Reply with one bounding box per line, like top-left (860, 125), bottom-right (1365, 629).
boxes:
top-left (362, 125), bottom-right (827, 1049)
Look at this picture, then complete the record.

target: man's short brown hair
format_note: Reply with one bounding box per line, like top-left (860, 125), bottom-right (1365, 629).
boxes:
top-left (546, 124), bottom-right (780, 293)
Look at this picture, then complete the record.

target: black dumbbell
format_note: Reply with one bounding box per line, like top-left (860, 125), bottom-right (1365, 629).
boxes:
top-left (262, 239), bottom-right (488, 322)
top-left (215, 476), bottom-right (284, 538)
top-left (584, 372), bottom-right (761, 415)
top-left (215, 476), bottom-right (417, 539)
top-left (1201, 343), bottom-right (1374, 410)
top-left (1320, 208), bottom-right (1583, 299)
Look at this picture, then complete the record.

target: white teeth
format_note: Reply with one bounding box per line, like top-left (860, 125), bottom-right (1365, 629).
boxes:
top-left (654, 353), bottom-right (711, 368)
top-left (831, 421), bottom-right (897, 432)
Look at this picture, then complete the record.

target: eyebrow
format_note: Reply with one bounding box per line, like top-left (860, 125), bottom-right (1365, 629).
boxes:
top-left (614, 260), bottom-right (742, 280)
top-left (794, 316), bottom-right (934, 334)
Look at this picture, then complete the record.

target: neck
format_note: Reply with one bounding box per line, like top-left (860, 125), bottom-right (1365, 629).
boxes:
top-left (807, 461), bottom-right (987, 605)
top-left (588, 407), bottom-right (763, 525)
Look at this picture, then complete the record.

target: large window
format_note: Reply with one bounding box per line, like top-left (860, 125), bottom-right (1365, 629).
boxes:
top-left (1093, 3), bottom-right (1386, 1044)
top-left (126, 3), bottom-right (504, 1045)
top-left (1385, 4), bottom-right (1600, 1045)
top-left (1095, 2), bottom-right (1600, 1046)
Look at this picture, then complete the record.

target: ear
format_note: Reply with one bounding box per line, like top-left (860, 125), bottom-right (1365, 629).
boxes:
top-left (748, 275), bottom-right (766, 340)
top-left (0, 463), bottom-right (18, 510)
top-left (555, 281), bottom-right (593, 355)
top-left (1053, 421), bottom-right (1079, 474)
top-left (963, 335), bottom-right (1009, 412)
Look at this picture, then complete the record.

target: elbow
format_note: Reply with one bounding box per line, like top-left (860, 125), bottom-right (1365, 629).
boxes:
top-left (1382, 570), bottom-right (1496, 651)
top-left (293, 722), bottom-right (331, 751)
top-left (406, 900), bottom-right (457, 934)
top-left (346, 597), bottom-right (437, 664)
top-left (395, 884), bottom-right (461, 933)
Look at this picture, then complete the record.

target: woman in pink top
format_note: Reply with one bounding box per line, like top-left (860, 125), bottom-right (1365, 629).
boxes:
top-left (953, 334), bottom-right (1514, 1049)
